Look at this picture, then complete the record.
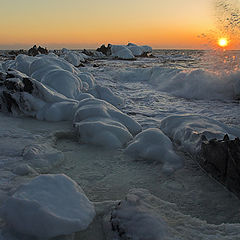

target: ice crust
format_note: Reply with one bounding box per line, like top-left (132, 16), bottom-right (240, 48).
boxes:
top-left (110, 43), bottom-right (152, 59)
top-left (125, 128), bottom-right (183, 173)
top-left (0, 174), bottom-right (95, 239)
top-left (109, 188), bottom-right (240, 240)
top-left (160, 114), bottom-right (240, 154)
top-left (73, 98), bottom-right (142, 148)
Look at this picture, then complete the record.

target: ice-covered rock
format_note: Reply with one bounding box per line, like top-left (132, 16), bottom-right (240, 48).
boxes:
top-left (88, 84), bottom-right (123, 107)
top-left (160, 115), bottom-right (240, 155)
top-left (73, 98), bottom-right (141, 148)
top-left (111, 45), bottom-right (135, 60)
top-left (37, 101), bottom-right (78, 121)
top-left (126, 43), bottom-right (145, 57)
top-left (0, 174), bottom-right (95, 239)
top-left (63, 51), bottom-right (87, 67)
top-left (12, 164), bottom-right (37, 176)
top-left (41, 69), bottom-right (82, 99)
top-left (22, 143), bottom-right (64, 173)
top-left (125, 128), bottom-right (182, 173)
top-left (110, 189), bottom-right (167, 240)
top-left (108, 188), bottom-right (240, 240)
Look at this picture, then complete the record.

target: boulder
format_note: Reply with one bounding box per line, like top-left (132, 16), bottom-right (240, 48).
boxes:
top-left (198, 135), bottom-right (240, 197)
top-left (0, 174), bottom-right (95, 239)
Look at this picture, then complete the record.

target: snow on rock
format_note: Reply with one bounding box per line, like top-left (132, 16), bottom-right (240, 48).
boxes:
top-left (110, 189), bottom-right (167, 240)
top-left (37, 101), bottom-right (78, 121)
top-left (126, 43), bottom-right (144, 56)
top-left (111, 45), bottom-right (136, 60)
top-left (12, 164), bottom-right (37, 176)
top-left (88, 84), bottom-right (124, 107)
top-left (78, 72), bottom-right (95, 90)
top-left (64, 51), bottom-right (84, 67)
top-left (2, 54), bottom-right (36, 76)
top-left (160, 114), bottom-right (240, 155)
top-left (73, 98), bottom-right (142, 148)
top-left (109, 188), bottom-right (240, 240)
top-left (22, 143), bottom-right (64, 173)
top-left (0, 174), bottom-right (95, 239)
top-left (41, 69), bottom-right (82, 99)
top-left (125, 128), bottom-right (183, 173)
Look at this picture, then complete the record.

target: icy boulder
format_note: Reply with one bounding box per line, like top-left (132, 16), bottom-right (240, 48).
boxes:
top-left (41, 69), bottom-right (82, 99)
top-left (110, 188), bottom-right (167, 240)
top-left (125, 128), bottom-right (182, 173)
top-left (22, 143), bottom-right (64, 173)
top-left (111, 45), bottom-right (135, 60)
top-left (0, 174), bottom-right (95, 239)
top-left (108, 188), bottom-right (240, 240)
top-left (73, 98), bottom-right (142, 148)
top-left (160, 115), bottom-right (240, 155)
top-left (3, 54), bottom-right (36, 76)
top-left (63, 51), bottom-right (87, 67)
top-left (88, 84), bottom-right (124, 107)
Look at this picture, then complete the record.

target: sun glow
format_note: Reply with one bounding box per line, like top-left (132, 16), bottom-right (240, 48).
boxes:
top-left (218, 38), bottom-right (228, 47)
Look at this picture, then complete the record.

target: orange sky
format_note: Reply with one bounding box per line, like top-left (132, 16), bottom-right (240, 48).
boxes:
top-left (0, 0), bottom-right (237, 50)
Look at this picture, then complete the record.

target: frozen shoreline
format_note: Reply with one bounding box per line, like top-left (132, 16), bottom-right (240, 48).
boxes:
top-left (0, 48), bottom-right (240, 239)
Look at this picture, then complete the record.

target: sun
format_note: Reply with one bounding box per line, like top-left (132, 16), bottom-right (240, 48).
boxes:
top-left (218, 38), bottom-right (228, 47)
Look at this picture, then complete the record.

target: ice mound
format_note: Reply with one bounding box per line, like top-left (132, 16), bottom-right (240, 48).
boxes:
top-left (88, 84), bottom-right (124, 107)
top-left (0, 174), bottom-right (95, 239)
top-left (126, 43), bottom-right (152, 57)
top-left (2, 54), bottom-right (36, 76)
top-left (110, 189), bottom-right (167, 240)
top-left (41, 69), bottom-right (82, 99)
top-left (63, 51), bottom-right (85, 67)
top-left (125, 128), bottom-right (183, 173)
top-left (160, 115), bottom-right (240, 154)
top-left (109, 188), bottom-right (240, 240)
top-left (73, 98), bottom-right (142, 148)
top-left (111, 45), bottom-right (136, 60)
top-left (22, 143), bottom-right (64, 173)
top-left (0, 70), bottom-right (78, 120)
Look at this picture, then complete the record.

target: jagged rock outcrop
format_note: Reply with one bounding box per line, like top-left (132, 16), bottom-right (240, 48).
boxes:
top-left (197, 135), bottom-right (240, 197)
top-left (28, 45), bottom-right (48, 56)
top-left (96, 44), bottom-right (112, 56)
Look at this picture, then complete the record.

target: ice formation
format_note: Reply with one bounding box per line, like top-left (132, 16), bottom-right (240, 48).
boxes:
top-left (111, 45), bottom-right (136, 60)
top-left (22, 143), bottom-right (64, 173)
top-left (109, 188), bottom-right (240, 240)
top-left (0, 174), bottom-right (95, 239)
top-left (160, 115), bottom-right (240, 154)
top-left (73, 98), bottom-right (142, 148)
top-left (125, 128), bottom-right (183, 173)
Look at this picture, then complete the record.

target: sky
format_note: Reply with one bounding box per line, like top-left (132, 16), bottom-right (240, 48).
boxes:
top-left (0, 0), bottom-right (235, 49)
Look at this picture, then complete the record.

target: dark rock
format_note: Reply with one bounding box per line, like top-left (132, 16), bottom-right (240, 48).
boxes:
top-left (28, 45), bottom-right (48, 56)
top-left (96, 44), bottom-right (111, 56)
top-left (198, 135), bottom-right (240, 197)
top-left (82, 49), bottom-right (94, 56)
top-left (2, 91), bottom-right (18, 113)
top-left (37, 46), bottom-right (48, 55)
top-left (8, 49), bottom-right (27, 56)
top-left (92, 64), bottom-right (99, 68)
top-left (22, 78), bottom-right (34, 93)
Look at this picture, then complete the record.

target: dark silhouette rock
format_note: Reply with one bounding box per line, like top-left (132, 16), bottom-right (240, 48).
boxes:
top-left (82, 49), bottom-right (94, 56)
top-left (198, 135), bottom-right (240, 197)
top-left (96, 44), bottom-right (112, 56)
top-left (28, 45), bottom-right (48, 56)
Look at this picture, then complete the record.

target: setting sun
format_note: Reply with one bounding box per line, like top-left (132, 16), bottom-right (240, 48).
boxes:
top-left (218, 38), bottom-right (228, 47)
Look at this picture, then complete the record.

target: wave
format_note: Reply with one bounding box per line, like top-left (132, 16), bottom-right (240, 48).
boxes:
top-left (114, 67), bottom-right (240, 100)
